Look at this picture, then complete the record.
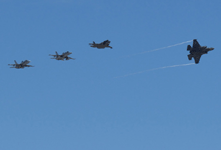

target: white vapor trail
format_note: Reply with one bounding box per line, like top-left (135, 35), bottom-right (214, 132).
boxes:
top-left (115, 63), bottom-right (195, 78)
top-left (124, 40), bottom-right (192, 58)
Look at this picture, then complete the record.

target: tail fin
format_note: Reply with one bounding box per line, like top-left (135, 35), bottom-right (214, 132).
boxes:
top-left (93, 41), bottom-right (95, 44)
top-left (14, 60), bottom-right (18, 64)
top-left (187, 45), bottom-right (191, 50)
top-left (55, 51), bottom-right (59, 56)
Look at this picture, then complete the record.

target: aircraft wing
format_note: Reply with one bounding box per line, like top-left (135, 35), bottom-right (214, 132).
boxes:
top-left (25, 65), bottom-right (34, 67)
top-left (49, 54), bottom-right (57, 56)
top-left (8, 64), bottom-right (15, 66)
top-left (193, 39), bottom-right (201, 48)
top-left (103, 40), bottom-right (110, 45)
top-left (65, 57), bottom-right (75, 60)
top-left (193, 55), bottom-right (202, 64)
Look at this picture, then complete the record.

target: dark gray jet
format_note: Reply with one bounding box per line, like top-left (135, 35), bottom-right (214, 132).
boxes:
top-left (49, 51), bottom-right (75, 61)
top-left (187, 39), bottom-right (214, 64)
top-left (8, 60), bottom-right (34, 69)
top-left (89, 40), bottom-right (112, 49)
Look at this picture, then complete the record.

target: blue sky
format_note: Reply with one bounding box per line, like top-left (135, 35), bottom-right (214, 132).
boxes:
top-left (0, 0), bottom-right (221, 150)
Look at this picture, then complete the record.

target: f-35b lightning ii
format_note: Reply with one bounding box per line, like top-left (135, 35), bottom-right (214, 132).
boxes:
top-left (187, 39), bottom-right (214, 64)
top-left (8, 60), bottom-right (34, 69)
top-left (89, 40), bottom-right (112, 49)
top-left (49, 51), bottom-right (75, 61)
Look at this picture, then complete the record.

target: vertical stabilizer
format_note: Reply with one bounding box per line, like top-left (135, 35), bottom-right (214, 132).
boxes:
top-left (14, 60), bottom-right (18, 64)
top-left (55, 51), bottom-right (59, 56)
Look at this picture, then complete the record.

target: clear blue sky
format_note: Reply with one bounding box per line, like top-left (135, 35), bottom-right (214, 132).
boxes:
top-left (0, 0), bottom-right (221, 150)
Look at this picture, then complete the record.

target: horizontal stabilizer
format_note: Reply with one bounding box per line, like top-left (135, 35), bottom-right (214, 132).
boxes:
top-left (187, 45), bottom-right (191, 50)
top-left (188, 54), bottom-right (192, 60)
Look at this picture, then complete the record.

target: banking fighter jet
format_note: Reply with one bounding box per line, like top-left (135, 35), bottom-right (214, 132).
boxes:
top-left (8, 60), bottom-right (34, 69)
top-left (49, 51), bottom-right (75, 61)
top-left (187, 39), bottom-right (214, 64)
top-left (89, 40), bottom-right (112, 49)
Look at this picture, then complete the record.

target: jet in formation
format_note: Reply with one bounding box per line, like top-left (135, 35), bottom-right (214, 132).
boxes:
top-left (8, 60), bottom-right (34, 69)
top-left (187, 39), bottom-right (214, 64)
top-left (89, 40), bottom-right (112, 49)
top-left (49, 51), bottom-right (75, 61)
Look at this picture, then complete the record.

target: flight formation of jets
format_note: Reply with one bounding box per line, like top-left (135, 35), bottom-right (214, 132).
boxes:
top-left (8, 39), bottom-right (214, 69)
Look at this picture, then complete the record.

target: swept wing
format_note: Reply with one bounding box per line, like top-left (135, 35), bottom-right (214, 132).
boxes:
top-left (25, 65), bottom-right (34, 67)
top-left (193, 39), bottom-right (201, 48)
top-left (193, 55), bottom-right (202, 64)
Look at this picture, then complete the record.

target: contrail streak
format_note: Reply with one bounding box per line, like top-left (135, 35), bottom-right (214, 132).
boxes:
top-left (115, 63), bottom-right (195, 78)
top-left (124, 40), bottom-right (193, 58)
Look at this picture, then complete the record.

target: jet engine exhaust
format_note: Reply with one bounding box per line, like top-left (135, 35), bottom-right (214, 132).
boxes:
top-left (115, 63), bottom-right (195, 78)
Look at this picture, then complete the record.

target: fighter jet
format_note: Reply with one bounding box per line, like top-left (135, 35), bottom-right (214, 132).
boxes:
top-left (49, 51), bottom-right (75, 61)
top-left (8, 60), bottom-right (34, 69)
top-left (187, 39), bottom-right (214, 64)
top-left (89, 40), bottom-right (112, 49)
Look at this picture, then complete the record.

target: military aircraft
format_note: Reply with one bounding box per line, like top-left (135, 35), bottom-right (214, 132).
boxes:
top-left (187, 39), bottom-right (214, 64)
top-left (8, 60), bottom-right (34, 69)
top-left (49, 51), bottom-right (75, 61)
top-left (89, 40), bottom-right (112, 49)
